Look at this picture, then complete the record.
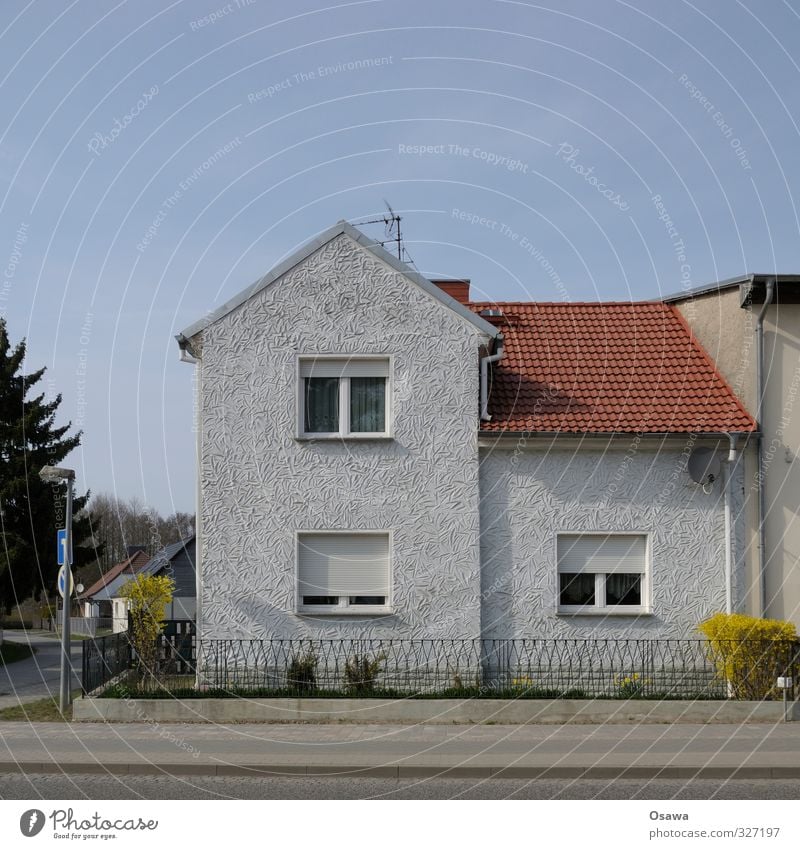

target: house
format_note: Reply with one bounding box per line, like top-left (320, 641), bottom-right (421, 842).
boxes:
top-left (176, 221), bottom-right (756, 644)
top-left (93, 537), bottom-right (197, 632)
top-left (664, 275), bottom-right (800, 625)
top-left (79, 546), bottom-right (149, 621)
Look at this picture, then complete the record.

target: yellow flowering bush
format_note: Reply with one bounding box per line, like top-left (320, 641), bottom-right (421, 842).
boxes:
top-left (119, 574), bottom-right (175, 682)
top-left (511, 676), bottom-right (534, 689)
top-left (698, 613), bottom-right (797, 700)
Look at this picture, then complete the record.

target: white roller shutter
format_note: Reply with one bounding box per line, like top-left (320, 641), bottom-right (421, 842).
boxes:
top-left (298, 533), bottom-right (389, 596)
top-left (299, 358), bottom-right (389, 378)
top-left (557, 534), bottom-right (646, 574)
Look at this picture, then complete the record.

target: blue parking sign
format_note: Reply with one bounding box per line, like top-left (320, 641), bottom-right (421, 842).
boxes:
top-left (56, 529), bottom-right (72, 566)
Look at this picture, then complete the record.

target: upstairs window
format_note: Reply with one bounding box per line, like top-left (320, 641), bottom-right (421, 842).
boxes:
top-left (299, 357), bottom-right (389, 437)
top-left (297, 532), bottom-right (391, 614)
top-left (557, 533), bottom-right (648, 615)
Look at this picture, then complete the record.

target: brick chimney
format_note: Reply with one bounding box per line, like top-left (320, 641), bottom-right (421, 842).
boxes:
top-left (431, 279), bottom-right (471, 305)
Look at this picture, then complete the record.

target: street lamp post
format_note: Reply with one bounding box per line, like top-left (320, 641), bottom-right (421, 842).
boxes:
top-left (39, 465), bottom-right (75, 713)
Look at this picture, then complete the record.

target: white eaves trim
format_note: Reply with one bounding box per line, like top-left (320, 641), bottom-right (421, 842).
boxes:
top-left (176, 220), bottom-right (500, 345)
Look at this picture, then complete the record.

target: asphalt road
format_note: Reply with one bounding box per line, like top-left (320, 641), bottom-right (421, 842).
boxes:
top-left (1, 775), bottom-right (799, 800)
top-left (0, 631), bottom-right (79, 710)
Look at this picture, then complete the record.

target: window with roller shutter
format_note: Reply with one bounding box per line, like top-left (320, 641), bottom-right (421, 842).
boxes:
top-left (297, 532), bottom-right (391, 614)
top-left (557, 533), bottom-right (649, 615)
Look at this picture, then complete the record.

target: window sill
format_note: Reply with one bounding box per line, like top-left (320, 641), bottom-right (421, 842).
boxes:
top-left (297, 608), bottom-right (393, 617)
top-left (557, 608), bottom-right (652, 617)
top-left (295, 434), bottom-right (394, 442)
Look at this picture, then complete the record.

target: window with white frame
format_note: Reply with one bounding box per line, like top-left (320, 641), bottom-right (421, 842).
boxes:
top-left (557, 533), bottom-right (648, 614)
top-left (299, 357), bottom-right (389, 437)
top-left (297, 532), bottom-right (390, 613)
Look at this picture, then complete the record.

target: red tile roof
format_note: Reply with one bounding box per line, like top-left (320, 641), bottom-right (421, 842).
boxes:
top-left (79, 550), bottom-right (150, 599)
top-left (470, 301), bottom-right (755, 434)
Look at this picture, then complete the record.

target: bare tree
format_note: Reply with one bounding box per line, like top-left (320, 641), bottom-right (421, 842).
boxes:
top-left (88, 493), bottom-right (195, 571)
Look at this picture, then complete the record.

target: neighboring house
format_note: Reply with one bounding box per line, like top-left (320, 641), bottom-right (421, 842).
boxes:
top-left (665, 275), bottom-right (800, 625)
top-left (94, 537), bottom-right (197, 632)
top-left (79, 546), bottom-right (149, 620)
top-left (176, 221), bottom-right (756, 643)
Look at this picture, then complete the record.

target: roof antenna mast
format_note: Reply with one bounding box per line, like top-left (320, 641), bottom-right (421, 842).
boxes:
top-left (383, 200), bottom-right (402, 261)
top-left (352, 200), bottom-right (403, 261)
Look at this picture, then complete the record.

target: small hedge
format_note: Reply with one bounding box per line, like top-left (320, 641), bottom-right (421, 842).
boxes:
top-left (698, 613), bottom-right (798, 700)
top-left (98, 683), bottom-right (719, 701)
top-left (0, 642), bottom-right (35, 665)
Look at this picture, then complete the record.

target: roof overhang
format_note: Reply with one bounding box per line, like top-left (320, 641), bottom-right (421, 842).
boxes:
top-left (739, 274), bottom-right (800, 306)
top-left (176, 220), bottom-right (500, 345)
top-left (661, 275), bottom-right (751, 303)
top-left (662, 274), bottom-right (800, 307)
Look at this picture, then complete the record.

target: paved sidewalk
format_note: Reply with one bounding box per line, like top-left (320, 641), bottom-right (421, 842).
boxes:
top-left (1, 721), bottom-right (798, 779)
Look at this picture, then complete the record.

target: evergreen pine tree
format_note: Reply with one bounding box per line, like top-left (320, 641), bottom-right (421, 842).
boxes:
top-left (0, 317), bottom-right (97, 613)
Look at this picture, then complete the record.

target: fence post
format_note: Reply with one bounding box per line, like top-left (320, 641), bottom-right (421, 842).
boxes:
top-left (81, 637), bottom-right (88, 695)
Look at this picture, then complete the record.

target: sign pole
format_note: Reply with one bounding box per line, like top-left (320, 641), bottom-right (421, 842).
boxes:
top-left (60, 479), bottom-right (73, 713)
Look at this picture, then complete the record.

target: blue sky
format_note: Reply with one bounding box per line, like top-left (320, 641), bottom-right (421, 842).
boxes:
top-left (1, 0), bottom-right (798, 513)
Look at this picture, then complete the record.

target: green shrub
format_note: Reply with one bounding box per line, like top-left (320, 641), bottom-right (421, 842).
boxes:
top-left (344, 652), bottom-right (386, 696)
top-left (287, 650), bottom-right (318, 694)
top-left (698, 613), bottom-right (797, 700)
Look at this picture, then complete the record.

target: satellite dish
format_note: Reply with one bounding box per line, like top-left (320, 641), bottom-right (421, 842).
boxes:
top-left (688, 447), bottom-right (721, 486)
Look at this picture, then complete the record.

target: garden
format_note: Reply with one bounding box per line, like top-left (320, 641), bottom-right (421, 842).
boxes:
top-left (85, 586), bottom-right (799, 704)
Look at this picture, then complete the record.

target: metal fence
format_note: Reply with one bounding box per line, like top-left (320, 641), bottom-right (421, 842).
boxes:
top-left (81, 631), bottom-right (132, 694)
top-left (191, 639), bottom-right (798, 698)
top-left (80, 621), bottom-right (196, 694)
top-left (96, 637), bottom-right (799, 700)
top-left (54, 615), bottom-right (113, 637)
top-left (157, 620), bottom-right (196, 675)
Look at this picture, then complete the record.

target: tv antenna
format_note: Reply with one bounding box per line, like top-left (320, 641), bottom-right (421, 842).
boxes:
top-left (352, 201), bottom-right (404, 261)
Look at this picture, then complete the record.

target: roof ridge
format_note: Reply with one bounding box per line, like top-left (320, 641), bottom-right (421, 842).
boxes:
top-left (178, 222), bottom-right (498, 342)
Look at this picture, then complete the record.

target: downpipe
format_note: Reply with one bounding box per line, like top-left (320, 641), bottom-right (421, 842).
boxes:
top-left (480, 338), bottom-right (504, 421)
top-left (721, 433), bottom-right (739, 616)
top-left (176, 333), bottom-right (202, 681)
top-left (755, 277), bottom-right (775, 617)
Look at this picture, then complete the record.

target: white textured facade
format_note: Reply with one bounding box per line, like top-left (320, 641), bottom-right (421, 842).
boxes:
top-left (193, 232), bottom-right (490, 639)
top-left (479, 446), bottom-right (745, 639)
top-left (187, 228), bottom-right (739, 641)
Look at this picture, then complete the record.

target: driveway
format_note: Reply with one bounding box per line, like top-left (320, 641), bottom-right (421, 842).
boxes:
top-left (0, 631), bottom-right (80, 709)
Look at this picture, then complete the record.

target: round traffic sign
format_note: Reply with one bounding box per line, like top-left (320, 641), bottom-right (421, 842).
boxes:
top-left (57, 566), bottom-right (74, 598)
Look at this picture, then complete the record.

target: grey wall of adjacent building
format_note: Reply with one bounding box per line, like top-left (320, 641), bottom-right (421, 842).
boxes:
top-left (167, 539), bottom-right (196, 598)
top-left (762, 304), bottom-right (800, 622)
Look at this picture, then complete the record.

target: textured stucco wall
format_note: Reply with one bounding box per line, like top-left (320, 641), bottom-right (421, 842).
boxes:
top-left (478, 444), bottom-right (745, 639)
top-left (196, 233), bottom-right (489, 639)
